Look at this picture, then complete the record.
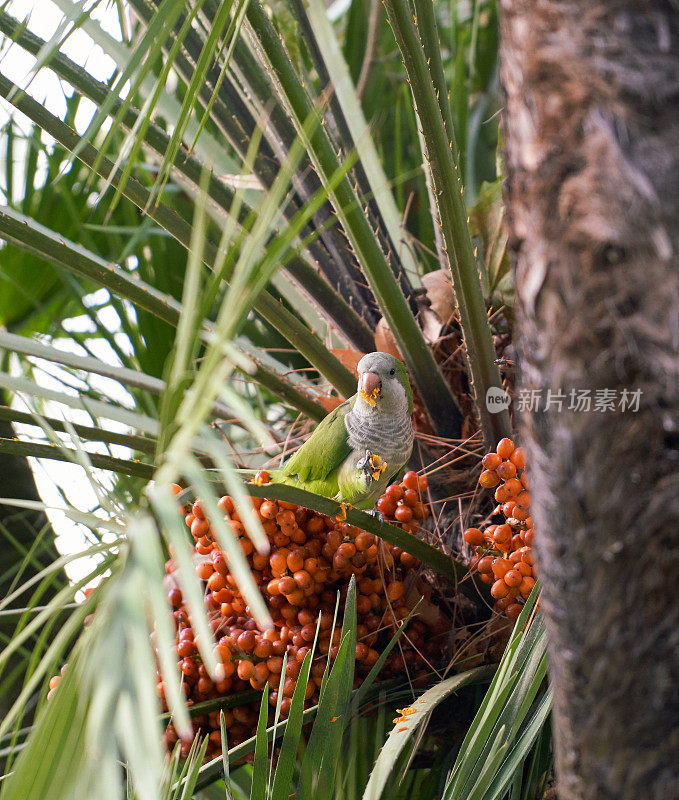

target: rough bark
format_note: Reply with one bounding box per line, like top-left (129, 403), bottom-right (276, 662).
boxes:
top-left (498, 2), bottom-right (679, 799)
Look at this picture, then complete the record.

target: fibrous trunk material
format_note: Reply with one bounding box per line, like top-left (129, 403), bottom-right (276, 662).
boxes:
top-left (499, 2), bottom-right (679, 798)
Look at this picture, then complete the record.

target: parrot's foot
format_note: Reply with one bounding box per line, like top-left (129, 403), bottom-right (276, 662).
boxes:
top-left (367, 508), bottom-right (384, 526)
top-left (335, 502), bottom-right (352, 522)
top-left (356, 450), bottom-right (388, 482)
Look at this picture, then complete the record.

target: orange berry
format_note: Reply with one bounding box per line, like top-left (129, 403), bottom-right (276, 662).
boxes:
top-left (509, 447), bottom-right (526, 470)
top-left (386, 581), bottom-right (405, 602)
top-left (503, 478), bottom-right (523, 497)
top-left (494, 484), bottom-right (513, 504)
top-left (286, 551), bottom-right (304, 573)
top-left (394, 505), bottom-right (413, 523)
top-left (237, 660), bottom-right (254, 680)
top-left (269, 552), bottom-right (287, 574)
top-left (278, 576), bottom-right (296, 595)
top-left (494, 595), bottom-right (512, 612)
top-left (519, 576), bottom-right (536, 597)
top-left (504, 569), bottom-right (522, 587)
top-left (496, 438), bottom-right (515, 460)
top-left (477, 555), bottom-right (494, 573)
top-left (463, 528), bottom-right (485, 547)
top-left (196, 561), bottom-right (214, 581)
top-left (479, 470), bottom-right (500, 489)
top-left (502, 501), bottom-right (516, 518)
top-left (207, 572), bottom-right (226, 592)
top-left (357, 594), bottom-right (371, 614)
top-left (260, 501), bottom-right (278, 520)
top-left (482, 452), bottom-right (502, 471)
top-left (515, 491), bottom-right (531, 510)
top-left (337, 542), bottom-right (356, 559)
top-left (496, 461), bottom-right (517, 481)
top-left (191, 517), bottom-right (210, 540)
top-left (293, 570), bottom-right (313, 590)
top-left (491, 558), bottom-right (511, 579)
top-left (217, 495), bottom-right (235, 515)
top-left (491, 580), bottom-right (510, 599)
top-left (493, 524), bottom-right (512, 545)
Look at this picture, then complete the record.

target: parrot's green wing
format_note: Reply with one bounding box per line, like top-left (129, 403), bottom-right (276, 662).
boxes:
top-left (282, 396), bottom-right (355, 484)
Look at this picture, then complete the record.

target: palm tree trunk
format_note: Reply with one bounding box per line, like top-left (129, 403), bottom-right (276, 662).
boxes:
top-left (498, 2), bottom-right (679, 799)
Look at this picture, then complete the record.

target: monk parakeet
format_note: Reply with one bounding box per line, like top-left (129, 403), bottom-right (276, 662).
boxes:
top-left (270, 352), bottom-right (414, 510)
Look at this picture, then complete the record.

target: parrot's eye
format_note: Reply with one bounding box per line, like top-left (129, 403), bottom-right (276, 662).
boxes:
top-left (389, 368), bottom-right (395, 376)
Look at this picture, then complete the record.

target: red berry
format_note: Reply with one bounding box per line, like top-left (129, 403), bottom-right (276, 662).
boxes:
top-left (402, 489), bottom-right (418, 507)
top-left (377, 496), bottom-right (397, 517)
top-left (402, 471), bottom-right (419, 491)
top-left (386, 485), bottom-right (404, 502)
top-left (394, 505), bottom-right (413, 523)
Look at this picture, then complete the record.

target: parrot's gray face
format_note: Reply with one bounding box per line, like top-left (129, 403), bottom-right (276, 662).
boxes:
top-left (356, 352), bottom-right (408, 415)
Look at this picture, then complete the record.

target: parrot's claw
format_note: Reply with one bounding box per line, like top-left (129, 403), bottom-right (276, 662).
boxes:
top-left (367, 508), bottom-right (384, 526)
top-left (356, 449), bottom-right (372, 472)
top-left (357, 450), bottom-right (387, 483)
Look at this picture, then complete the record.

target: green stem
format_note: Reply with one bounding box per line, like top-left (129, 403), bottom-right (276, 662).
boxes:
top-left (0, 11), bottom-right (375, 354)
top-left (0, 438), bottom-right (155, 480)
top-left (0, 206), bottom-right (323, 422)
top-left (0, 74), bottom-right (356, 400)
top-left (383, 0), bottom-right (511, 447)
top-left (246, 0), bottom-right (464, 439)
top-left (0, 406), bottom-right (156, 454)
top-left (413, 0), bottom-right (456, 147)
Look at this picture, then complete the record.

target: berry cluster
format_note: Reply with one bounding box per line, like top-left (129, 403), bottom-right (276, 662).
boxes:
top-left (464, 438), bottom-right (536, 619)
top-left (158, 471), bottom-right (444, 759)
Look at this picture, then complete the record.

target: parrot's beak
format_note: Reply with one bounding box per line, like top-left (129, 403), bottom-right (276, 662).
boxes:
top-left (361, 372), bottom-right (381, 396)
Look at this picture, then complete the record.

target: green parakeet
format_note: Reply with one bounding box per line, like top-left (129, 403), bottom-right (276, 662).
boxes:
top-left (269, 352), bottom-right (414, 510)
